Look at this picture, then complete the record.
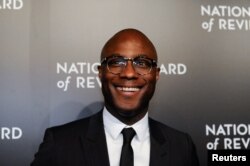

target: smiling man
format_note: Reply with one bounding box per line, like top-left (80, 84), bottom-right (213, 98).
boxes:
top-left (31, 29), bottom-right (199, 166)
top-left (99, 29), bottom-right (159, 126)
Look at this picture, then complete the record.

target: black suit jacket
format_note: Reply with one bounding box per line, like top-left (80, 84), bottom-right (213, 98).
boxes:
top-left (31, 111), bottom-right (199, 166)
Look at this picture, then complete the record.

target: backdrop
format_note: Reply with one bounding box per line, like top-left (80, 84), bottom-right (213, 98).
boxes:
top-left (1, 0), bottom-right (249, 165)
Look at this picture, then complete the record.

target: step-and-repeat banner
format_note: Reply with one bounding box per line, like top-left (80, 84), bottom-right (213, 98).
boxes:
top-left (1, 0), bottom-right (249, 165)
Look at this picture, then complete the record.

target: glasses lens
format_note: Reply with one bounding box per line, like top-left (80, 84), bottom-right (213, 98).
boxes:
top-left (133, 57), bottom-right (152, 75)
top-left (105, 56), bottom-right (155, 75)
top-left (107, 57), bottom-right (125, 74)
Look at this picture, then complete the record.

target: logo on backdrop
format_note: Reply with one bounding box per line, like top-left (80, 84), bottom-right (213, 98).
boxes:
top-left (1, 127), bottom-right (22, 140)
top-left (56, 62), bottom-right (187, 91)
top-left (201, 5), bottom-right (250, 32)
top-left (205, 124), bottom-right (250, 150)
top-left (0, 0), bottom-right (23, 10)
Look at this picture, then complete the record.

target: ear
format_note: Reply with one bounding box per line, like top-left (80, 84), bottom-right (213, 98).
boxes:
top-left (98, 65), bottom-right (102, 79)
top-left (156, 67), bottom-right (160, 81)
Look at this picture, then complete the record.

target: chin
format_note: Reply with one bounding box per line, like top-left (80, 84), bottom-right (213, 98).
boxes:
top-left (115, 102), bottom-right (147, 117)
top-left (118, 110), bottom-right (137, 118)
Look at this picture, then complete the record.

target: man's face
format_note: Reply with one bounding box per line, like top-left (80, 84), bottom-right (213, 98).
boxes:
top-left (98, 35), bottom-right (160, 118)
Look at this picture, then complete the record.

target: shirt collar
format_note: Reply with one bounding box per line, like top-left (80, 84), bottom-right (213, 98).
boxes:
top-left (103, 107), bottom-right (149, 141)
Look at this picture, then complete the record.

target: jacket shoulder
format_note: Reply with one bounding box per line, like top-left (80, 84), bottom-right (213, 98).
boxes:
top-left (149, 118), bottom-right (200, 166)
top-left (46, 111), bottom-right (101, 140)
top-left (149, 117), bottom-right (195, 147)
top-left (149, 118), bottom-right (188, 137)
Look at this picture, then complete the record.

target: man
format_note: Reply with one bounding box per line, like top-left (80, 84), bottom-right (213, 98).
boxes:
top-left (31, 29), bottom-right (199, 166)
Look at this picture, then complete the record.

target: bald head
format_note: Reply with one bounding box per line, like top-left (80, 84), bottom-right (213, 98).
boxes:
top-left (101, 29), bottom-right (157, 61)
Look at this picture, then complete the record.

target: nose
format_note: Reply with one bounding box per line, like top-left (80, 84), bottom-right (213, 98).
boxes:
top-left (119, 61), bottom-right (138, 79)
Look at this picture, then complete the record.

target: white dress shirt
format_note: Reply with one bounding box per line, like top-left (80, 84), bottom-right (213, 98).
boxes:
top-left (103, 107), bottom-right (150, 166)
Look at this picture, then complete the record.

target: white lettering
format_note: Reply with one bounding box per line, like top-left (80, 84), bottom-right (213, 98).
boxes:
top-left (206, 124), bottom-right (216, 136)
top-left (77, 77), bottom-right (85, 88)
top-left (160, 63), bottom-right (187, 75)
top-left (201, 5), bottom-right (250, 17)
top-left (76, 77), bottom-right (101, 88)
top-left (12, 127), bottom-right (22, 139)
top-left (212, 154), bottom-right (218, 161)
top-left (178, 64), bottom-right (187, 75)
top-left (168, 63), bottom-right (176, 75)
top-left (0, 0), bottom-right (23, 10)
top-left (13, 0), bottom-right (23, 9)
top-left (238, 124), bottom-right (249, 135)
top-left (217, 125), bottom-right (227, 135)
top-left (87, 77), bottom-right (95, 88)
top-left (57, 62), bottom-right (67, 74)
top-left (206, 124), bottom-right (250, 136)
top-left (1, 127), bottom-right (10, 139)
top-left (242, 138), bottom-right (250, 149)
top-left (220, 18), bottom-right (250, 31)
top-left (160, 64), bottom-right (168, 75)
top-left (224, 138), bottom-right (250, 149)
top-left (1, 127), bottom-right (22, 140)
top-left (57, 62), bottom-right (100, 74)
top-left (211, 154), bottom-right (247, 162)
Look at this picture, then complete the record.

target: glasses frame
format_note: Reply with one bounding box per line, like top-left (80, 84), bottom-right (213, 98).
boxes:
top-left (101, 55), bottom-right (158, 75)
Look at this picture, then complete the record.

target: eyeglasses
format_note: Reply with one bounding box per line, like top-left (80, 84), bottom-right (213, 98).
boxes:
top-left (101, 55), bottom-right (157, 75)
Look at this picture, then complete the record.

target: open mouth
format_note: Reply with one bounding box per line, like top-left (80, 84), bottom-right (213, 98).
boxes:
top-left (116, 86), bottom-right (140, 92)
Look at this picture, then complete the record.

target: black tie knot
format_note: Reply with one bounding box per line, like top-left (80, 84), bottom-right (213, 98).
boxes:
top-left (122, 128), bottom-right (136, 144)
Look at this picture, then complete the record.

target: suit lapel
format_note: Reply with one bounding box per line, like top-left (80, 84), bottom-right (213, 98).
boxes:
top-left (80, 111), bottom-right (110, 166)
top-left (79, 113), bottom-right (170, 166)
top-left (149, 118), bottom-right (170, 166)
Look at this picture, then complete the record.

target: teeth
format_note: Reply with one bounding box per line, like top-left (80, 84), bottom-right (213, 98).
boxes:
top-left (117, 87), bottom-right (140, 92)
